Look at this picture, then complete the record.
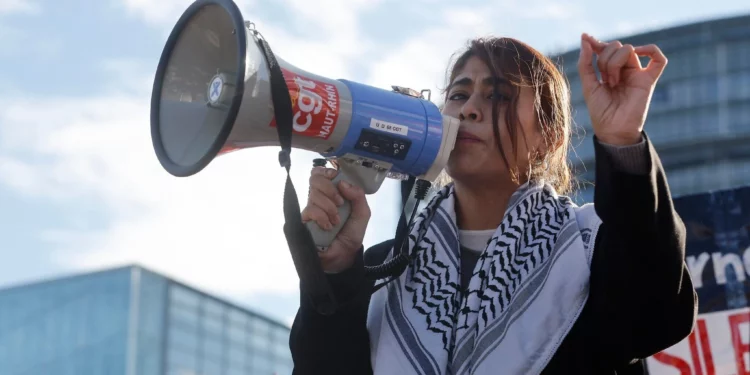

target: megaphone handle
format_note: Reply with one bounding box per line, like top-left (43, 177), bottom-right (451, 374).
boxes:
top-left (306, 170), bottom-right (354, 249)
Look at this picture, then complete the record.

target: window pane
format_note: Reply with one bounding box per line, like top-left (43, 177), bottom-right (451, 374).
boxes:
top-left (168, 324), bottom-right (199, 353)
top-left (227, 342), bottom-right (246, 367)
top-left (250, 317), bottom-right (270, 336)
top-left (276, 340), bottom-right (291, 358)
top-left (228, 308), bottom-right (248, 326)
top-left (272, 327), bottom-right (289, 342)
top-left (227, 322), bottom-right (246, 344)
top-left (202, 335), bottom-right (223, 360)
top-left (169, 285), bottom-right (200, 309)
top-left (203, 298), bottom-right (224, 317)
top-left (202, 314), bottom-right (223, 339)
top-left (226, 367), bottom-right (247, 375)
top-left (201, 358), bottom-right (222, 375)
top-left (167, 346), bottom-right (198, 373)
top-left (170, 304), bottom-right (199, 328)
top-left (249, 333), bottom-right (268, 350)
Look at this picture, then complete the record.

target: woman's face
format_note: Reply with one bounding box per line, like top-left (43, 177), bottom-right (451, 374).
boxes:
top-left (442, 55), bottom-right (542, 185)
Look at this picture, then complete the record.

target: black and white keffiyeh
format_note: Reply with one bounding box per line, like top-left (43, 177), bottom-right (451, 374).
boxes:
top-left (367, 180), bottom-right (602, 375)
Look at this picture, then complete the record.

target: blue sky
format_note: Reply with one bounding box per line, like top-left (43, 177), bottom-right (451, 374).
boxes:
top-left (1, 0), bottom-right (748, 324)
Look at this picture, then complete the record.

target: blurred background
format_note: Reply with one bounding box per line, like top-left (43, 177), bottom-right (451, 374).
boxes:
top-left (1, 0), bottom-right (749, 374)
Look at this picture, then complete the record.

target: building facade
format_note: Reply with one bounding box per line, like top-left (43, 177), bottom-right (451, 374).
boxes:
top-left (0, 266), bottom-right (293, 375)
top-left (553, 14), bottom-right (750, 203)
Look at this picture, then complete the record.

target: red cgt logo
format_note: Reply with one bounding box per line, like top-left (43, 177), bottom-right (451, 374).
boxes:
top-left (269, 67), bottom-right (339, 140)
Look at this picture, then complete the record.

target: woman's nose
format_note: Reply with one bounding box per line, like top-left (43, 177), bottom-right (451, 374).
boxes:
top-left (459, 98), bottom-right (482, 122)
top-left (459, 112), bottom-right (479, 121)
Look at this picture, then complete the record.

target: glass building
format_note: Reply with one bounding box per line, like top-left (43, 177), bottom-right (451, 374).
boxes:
top-left (553, 13), bottom-right (750, 203)
top-left (0, 265), bottom-right (293, 375)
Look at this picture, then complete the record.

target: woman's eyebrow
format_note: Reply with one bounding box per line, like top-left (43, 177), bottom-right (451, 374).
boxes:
top-left (448, 76), bottom-right (511, 91)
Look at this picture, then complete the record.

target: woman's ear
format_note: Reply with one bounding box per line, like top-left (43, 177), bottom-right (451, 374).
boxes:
top-left (531, 131), bottom-right (548, 160)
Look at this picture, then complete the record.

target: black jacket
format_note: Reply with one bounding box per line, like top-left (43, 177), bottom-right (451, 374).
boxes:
top-left (289, 136), bottom-right (698, 374)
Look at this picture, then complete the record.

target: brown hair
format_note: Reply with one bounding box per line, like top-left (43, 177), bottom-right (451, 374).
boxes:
top-left (441, 37), bottom-right (574, 195)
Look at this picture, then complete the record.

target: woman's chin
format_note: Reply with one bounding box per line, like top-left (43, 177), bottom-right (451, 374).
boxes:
top-left (446, 155), bottom-right (509, 184)
top-left (446, 159), bottom-right (484, 181)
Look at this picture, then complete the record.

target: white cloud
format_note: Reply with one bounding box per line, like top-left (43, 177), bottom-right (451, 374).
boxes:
top-left (522, 2), bottom-right (580, 20)
top-left (363, 0), bottom-right (600, 99)
top-left (120, 0), bottom-right (252, 27)
top-left (278, 0), bottom-right (382, 34)
top-left (0, 0), bottom-right (39, 14)
top-left (0, 21), bottom-right (62, 60)
top-left (274, 0), bottom-right (383, 78)
top-left (119, 0), bottom-right (381, 80)
top-left (0, 158), bottom-right (46, 195)
top-left (99, 58), bottom-right (155, 93)
top-left (365, 5), bottom-right (496, 102)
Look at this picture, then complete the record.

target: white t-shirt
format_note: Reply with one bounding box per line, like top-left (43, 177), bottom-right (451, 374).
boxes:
top-left (458, 229), bottom-right (496, 253)
top-left (457, 229), bottom-right (496, 290)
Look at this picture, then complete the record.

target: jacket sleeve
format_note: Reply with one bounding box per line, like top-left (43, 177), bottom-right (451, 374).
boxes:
top-left (290, 241), bottom-right (394, 375)
top-left (589, 132), bottom-right (698, 364)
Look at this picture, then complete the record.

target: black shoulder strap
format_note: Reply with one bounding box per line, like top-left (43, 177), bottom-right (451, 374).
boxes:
top-left (255, 35), bottom-right (338, 316)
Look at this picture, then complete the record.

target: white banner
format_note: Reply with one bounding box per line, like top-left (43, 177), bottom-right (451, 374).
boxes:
top-left (646, 307), bottom-right (750, 375)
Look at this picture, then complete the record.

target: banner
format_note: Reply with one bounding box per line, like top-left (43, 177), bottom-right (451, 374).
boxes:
top-left (646, 186), bottom-right (750, 375)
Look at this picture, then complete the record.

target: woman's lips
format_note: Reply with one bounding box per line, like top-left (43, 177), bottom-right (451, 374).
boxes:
top-left (456, 131), bottom-right (481, 144)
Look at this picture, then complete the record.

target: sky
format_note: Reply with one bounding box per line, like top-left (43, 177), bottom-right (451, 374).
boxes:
top-left (1, 0), bottom-right (748, 326)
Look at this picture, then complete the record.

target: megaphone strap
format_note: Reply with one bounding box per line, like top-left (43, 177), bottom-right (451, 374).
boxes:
top-left (254, 33), bottom-right (338, 316)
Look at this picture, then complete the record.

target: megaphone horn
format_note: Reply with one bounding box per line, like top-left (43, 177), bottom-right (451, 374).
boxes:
top-left (151, 0), bottom-right (460, 249)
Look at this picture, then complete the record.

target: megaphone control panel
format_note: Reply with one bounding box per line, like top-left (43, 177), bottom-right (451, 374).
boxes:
top-left (354, 128), bottom-right (412, 161)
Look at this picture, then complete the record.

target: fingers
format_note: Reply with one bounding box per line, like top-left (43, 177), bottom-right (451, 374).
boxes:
top-left (595, 40), bottom-right (622, 85)
top-left (302, 167), bottom-right (345, 230)
top-left (338, 180), bottom-right (370, 222)
top-left (605, 44), bottom-right (640, 86)
top-left (582, 33), bottom-right (606, 53)
top-left (316, 178), bottom-right (371, 274)
top-left (306, 189), bottom-right (341, 227)
top-left (634, 44), bottom-right (668, 80)
top-left (310, 167), bottom-right (344, 205)
top-left (328, 180), bottom-right (371, 268)
top-left (581, 33), bottom-right (662, 88)
top-left (577, 35), bottom-right (600, 98)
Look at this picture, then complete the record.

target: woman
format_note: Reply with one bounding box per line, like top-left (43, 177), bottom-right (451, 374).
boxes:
top-left (290, 33), bottom-right (698, 375)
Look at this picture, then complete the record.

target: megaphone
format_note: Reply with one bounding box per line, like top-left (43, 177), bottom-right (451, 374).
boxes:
top-left (150, 0), bottom-right (460, 249)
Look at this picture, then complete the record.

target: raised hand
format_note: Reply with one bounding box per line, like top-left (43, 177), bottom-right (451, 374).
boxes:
top-left (577, 33), bottom-right (668, 145)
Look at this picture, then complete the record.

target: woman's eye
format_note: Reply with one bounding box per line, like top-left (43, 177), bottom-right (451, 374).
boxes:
top-left (488, 92), bottom-right (508, 101)
top-left (448, 92), bottom-right (508, 101)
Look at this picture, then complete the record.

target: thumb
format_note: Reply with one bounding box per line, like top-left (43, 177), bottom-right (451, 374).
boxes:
top-left (577, 35), bottom-right (600, 100)
top-left (338, 180), bottom-right (371, 221)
